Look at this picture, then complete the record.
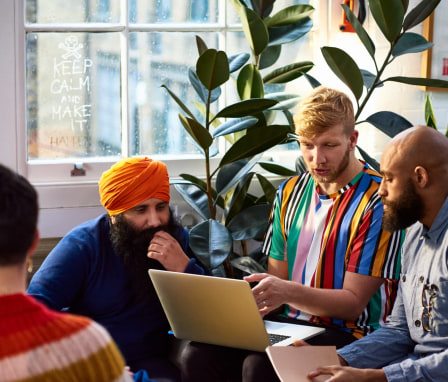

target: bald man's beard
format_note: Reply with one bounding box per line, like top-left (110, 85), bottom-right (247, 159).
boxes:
top-left (381, 179), bottom-right (423, 232)
top-left (109, 210), bottom-right (180, 304)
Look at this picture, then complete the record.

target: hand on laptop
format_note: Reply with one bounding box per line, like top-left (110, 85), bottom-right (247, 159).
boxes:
top-left (244, 273), bottom-right (289, 317)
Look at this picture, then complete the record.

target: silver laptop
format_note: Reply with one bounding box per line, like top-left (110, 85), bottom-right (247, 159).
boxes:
top-left (149, 269), bottom-right (325, 352)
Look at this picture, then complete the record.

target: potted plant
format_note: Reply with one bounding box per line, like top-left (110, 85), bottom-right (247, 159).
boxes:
top-left (163, 0), bottom-right (448, 277)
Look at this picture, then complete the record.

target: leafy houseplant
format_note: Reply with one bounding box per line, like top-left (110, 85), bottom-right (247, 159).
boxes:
top-left (164, 0), bottom-right (448, 277)
top-left (163, 0), bottom-right (316, 277)
top-left (315, 0), bottom-right (448, 170)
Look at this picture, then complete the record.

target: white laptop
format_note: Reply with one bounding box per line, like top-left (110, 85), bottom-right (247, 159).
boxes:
top-left (149, 269), bottom-right (325, 352)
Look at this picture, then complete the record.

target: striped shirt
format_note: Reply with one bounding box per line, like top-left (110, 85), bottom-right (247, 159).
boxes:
top-left (262, 164), bottom-right (404, 337)
top-left (0, 293), bottom-right (132, 382)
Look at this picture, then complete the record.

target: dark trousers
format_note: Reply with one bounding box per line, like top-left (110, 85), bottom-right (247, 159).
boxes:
top-left (180, 317), bottom-right (357, 382)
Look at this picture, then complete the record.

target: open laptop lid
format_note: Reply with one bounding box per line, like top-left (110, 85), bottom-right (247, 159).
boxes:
top-left (149, 269), bottom-right (271, 352)
top-left (149, 269), bottom-right (324, 352)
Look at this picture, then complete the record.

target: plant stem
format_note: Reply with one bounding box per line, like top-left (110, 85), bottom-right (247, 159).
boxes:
top-left (356, 43), bottom-right (395, 120)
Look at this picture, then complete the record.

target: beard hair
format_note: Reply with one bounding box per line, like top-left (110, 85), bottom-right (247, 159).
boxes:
top-left (109, 209), bottom-right (180, 304)
top-left (308, 144), bottom-right (351, 185)
top-left (382, 179), bottom-right (423, 232)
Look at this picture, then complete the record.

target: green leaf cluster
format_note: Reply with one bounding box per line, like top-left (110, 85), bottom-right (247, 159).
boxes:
top-left (163, 0), bottom-right (313, 276)
top-left (317, 0), bottom-right (448, 170)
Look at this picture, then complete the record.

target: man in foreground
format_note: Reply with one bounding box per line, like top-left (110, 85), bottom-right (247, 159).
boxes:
top-left (28, 157), bottom-right (208, 382)
top-left (181, 86), bottom-right (404, 382)
top-left (0, 163), bottom-right (134, 381)
top-left (310, 125), bottom-right (448, 381)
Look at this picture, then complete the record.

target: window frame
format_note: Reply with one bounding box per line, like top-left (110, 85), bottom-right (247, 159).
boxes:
top-left (1, 0), bottom-right (329, 237)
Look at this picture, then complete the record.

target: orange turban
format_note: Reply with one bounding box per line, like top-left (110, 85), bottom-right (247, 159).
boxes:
top-left (99, 157), bottom-right (170, 215)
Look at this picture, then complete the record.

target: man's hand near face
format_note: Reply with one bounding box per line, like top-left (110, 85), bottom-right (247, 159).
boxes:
top-left (147, 231), bottom-right (190, 272)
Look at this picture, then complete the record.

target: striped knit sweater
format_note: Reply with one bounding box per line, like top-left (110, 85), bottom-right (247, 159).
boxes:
top-left (0, 293), bottom-right (132, 382)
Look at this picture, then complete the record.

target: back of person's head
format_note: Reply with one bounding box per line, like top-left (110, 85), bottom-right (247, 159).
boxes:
top-left (0, 164), bottom-right (38, 265)
top-left (294, 86), bottom-right (355, 138)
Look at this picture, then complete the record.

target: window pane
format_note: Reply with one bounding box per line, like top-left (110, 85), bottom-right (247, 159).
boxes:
top-left (129, 32), bottom-right (219, 156)
top-left (27, 33), bottom-right (122, 160)
top-left (131, 0), bottom-right (219, 24)
top-left (26, 0), bottom-right (121, 24)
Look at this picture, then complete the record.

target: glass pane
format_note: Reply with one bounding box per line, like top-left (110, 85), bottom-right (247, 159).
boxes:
top-left (131, 0), bottom-right (219, 24)
top-left (26, 0), bottom-right (121, 24)
top-left (129, 32), bottom-right (219, 156)
top-left (27, 33), bottom-right (122, 160)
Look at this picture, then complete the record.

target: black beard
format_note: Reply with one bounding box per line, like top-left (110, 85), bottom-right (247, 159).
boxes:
top-left (109, 210), bottom-right (180, 304)
top-left (382, 179), bottom-right (423, 232)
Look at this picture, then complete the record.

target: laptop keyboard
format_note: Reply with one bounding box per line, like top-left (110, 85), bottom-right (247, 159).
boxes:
top-left (268, 333), bottom-right (291, 345)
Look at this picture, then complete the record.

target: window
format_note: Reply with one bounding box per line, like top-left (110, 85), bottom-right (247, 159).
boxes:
top-left (0, 0), bottom-right (328, 236)
top-left (21, 0), bottom-right (322, 183)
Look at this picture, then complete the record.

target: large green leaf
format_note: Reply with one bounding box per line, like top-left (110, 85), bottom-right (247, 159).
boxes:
top-left (230, 0), bottom-right (269, 56)
top-left (268, 18), bottom-right (313, 46)
top-left (250, 0), bottom-right (275, 18)
top-left (384, 76), bottom-right (448, 89)
top-left (213, 117), bottom-right (258, 138)
top-left (174, 183), bottom-right (211, 220)
top-left (321, 47), bottom-right (364, 101)
top-left (259, 45), bottom-right (282, 70)
top-left (196, 35), bottom-right (208, 56)
top-left (365, 111), bottom-right (412, 137)
top-left (424, 94), bottom-right (437, 129)
top-left (341, 3), bottom-right (375, 59)
top-left (178, 174), bottom-right (224, 209)
top-left (161, 85), bottom-right (195, 120)
top-left (263, 61), bottom-right (314, 84)
top-left (219, 124), bottom-right (289, 167)
top-left (356, 146), bottom-right (380, 173)
top-left (265, 4), bottom-right (314, 28)
top-left (392, 33), bottom-right (433, 57)
top-left (369, 0), bottom-right (405, 43)
top-left (237, 64), bottom-right (264, 100)
top-left (228, 53), bottom-right (251, 73)
top-left (258, 161), bottom-right (296, 176)
top-left (360, 69), bottom-right (381, 90)
top-left (403, 0), bottom-right (440, 31)
top-left (263, 93), bottom-right (300, 110)
top-left (214, 98), bottom-right (278, 119)
top-left (231, 256), bottom-right (267, 275)
top-left (227, 204), bottom-right (272, 240)
top-left (179, 114), bottom-right (213, 150)
top-left (216, 156), bottom-right (261, 196)
top-left (255, 173), bottom-right (277, 204)
top-left (197, 49), bottom-right (230, 91)
top-left (225, 172), bottom-right (255, 224)
top-left (189, 220), bottom-right (233, 269)
top-left (189, 68), bottom-right (221, 104)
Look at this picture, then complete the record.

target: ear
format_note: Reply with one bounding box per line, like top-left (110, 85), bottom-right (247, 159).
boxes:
top-left (25, 229), bottom-right (40, 265)
top-left (349, 130), bottom-right (359, 150)
top-left (414, 166), bottom-right (428, 188)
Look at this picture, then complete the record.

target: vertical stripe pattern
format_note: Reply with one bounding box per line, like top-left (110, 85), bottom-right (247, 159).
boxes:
top-left (263, 164), bottom-right (404, 337)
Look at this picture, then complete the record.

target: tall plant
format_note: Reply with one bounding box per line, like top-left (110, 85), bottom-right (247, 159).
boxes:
top-left (316, 0), bottom-right (448, 170)
top-left (163, 0), bottom-right (315, 276)
top-left (164, 0), bottom-right (448, 277)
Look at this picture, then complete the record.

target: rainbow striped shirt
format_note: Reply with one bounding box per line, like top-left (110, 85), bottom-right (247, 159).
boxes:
top-left (0, 293), bottom-right (132, 382)
top-left (262, 165), bottom-right (404, 337)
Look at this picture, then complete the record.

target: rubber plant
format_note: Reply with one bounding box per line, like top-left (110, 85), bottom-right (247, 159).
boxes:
top-left (164, 0), bottom-right (448, 277)
top-left (312, 0), bottom-right (448, 171)
top-left (163, 0), bottom-right (315, 276)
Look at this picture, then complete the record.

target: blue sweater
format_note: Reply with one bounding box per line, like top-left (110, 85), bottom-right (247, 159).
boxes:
top-left (28, 214), bottom-right (206, 366)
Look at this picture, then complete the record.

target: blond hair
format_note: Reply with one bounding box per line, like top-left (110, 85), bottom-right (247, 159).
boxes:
top-left (294, 86), bottom-right (355, 137)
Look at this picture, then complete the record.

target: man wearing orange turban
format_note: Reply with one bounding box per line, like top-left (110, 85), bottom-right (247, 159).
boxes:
top-left (28, 157), bottom-right (208, 382)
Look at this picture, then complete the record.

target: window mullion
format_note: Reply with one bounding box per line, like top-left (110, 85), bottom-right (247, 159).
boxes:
top-left (121, 0), bottom-right (129, 158)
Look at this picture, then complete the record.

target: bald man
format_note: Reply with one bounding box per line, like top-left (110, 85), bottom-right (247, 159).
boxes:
top-left (28, 157), bottom-right (208, 382)
top-left (309, 126), bottom-right (448, 382)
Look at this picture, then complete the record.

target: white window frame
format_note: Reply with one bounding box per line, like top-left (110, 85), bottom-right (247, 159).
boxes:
top-left (0, 0), bottom-right (331, 237)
